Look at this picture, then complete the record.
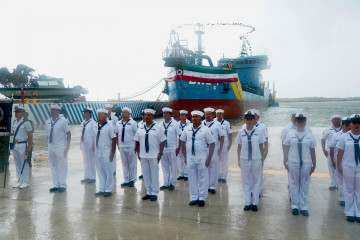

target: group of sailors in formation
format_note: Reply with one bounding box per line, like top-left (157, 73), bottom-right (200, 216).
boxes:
top-left (6, 103), bottom-right (360, 222)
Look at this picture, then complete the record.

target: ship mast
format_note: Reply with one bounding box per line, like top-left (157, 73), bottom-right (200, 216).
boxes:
top-left (194, 23), bottom-right (205, 65)
top-left (240, 37), bottom-right (248, 57)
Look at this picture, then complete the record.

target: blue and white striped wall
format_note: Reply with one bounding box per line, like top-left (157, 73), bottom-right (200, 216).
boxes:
top-left (16, 101), bottom-right (168, 125)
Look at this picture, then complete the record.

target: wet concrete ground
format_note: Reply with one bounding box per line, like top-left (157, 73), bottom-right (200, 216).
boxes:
top-left (1, 126), bottom-right (360, 240)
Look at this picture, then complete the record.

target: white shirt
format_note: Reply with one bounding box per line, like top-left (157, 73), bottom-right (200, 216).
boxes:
top-left (284, 130), bottom-right (316, 167)
top-left (80, 119), bottom-right (96, 145)
top-left (219, 119), bottom-right (233, 146)
top-left (236, 127), bottom-right (265, 161)
top-left (160, 117), bottom-right (182, 151)
top-left (329, 130), bottom-right (347, 162)
top-left (45, 117), bottom-right (71, 147)
top-left (336, 131), bottom-right (360, 167)
top-left (322, 125), bottom-right (342, 150)
top-left (178, 119), bottom-right (191, 132)
top-left (134, 122), bottom-right (167, 159)
top-left (203, 120), bottom-right (225, 147)
top-left (280, 122), bottom-right (312, 142)
top-left (107, 114), bottom-right (119, 128)
top-left (180, 124), bottom-right (215, 161)
top-left (93, 122), bottom-right (116, 151)
top-left (12, 117), bottom-right (32, 141)
top-left (115, 118), bottom-right (138, 148)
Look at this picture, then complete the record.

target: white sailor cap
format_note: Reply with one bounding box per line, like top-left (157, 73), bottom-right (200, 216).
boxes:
top-left (244, 110), bottom-right (255, 119)
top-left (14, 105), bottom-right (25, 112)
top-left (342, 116), bottom-right (350, 124)
top-left (191, 110), bottom-right (204, 117)
top-left (105, 104), bottom-right (113, 109)
top-left (215, 109), bottom-right (224, 113)
top-left (349, 114), bottom-right (360, 123)
top-left (143, 108), bottom-right (156, 115)
top-left (330, 114), bottom-right (342, 120)
top-left (290, 109), bottom-right (303, 115)
top-left (162, 107), bottom-right (173, 113)
top-left (82, 107), bottom-right (93, 113)
top-left (97, 108), bottom-right (108, 114)
top-left (122, 107), bottom-right (132, 114)
top-left (179, 110), bottom-right (188, 114)
top-left (50, 104), bottom-right (61, 110)
top-left (203, 107), bottom-right (215, 113)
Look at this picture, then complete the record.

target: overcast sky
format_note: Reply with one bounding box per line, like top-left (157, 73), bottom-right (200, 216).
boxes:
top-left (0, 0), bottom-right (359, 100)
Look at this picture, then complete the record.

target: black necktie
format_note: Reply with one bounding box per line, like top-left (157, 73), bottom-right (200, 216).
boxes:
top-left (163, 121), bottom-right (172, 147)
top-left (296, 134), bottom-right (306, 167)
top-left (121, 119), bottom-right (130, 142)
top-left (244, 129), bottom-right (256, 160)
top-left (81, 120), bottom-right (91, 142)
top-left (180, 122), bottom-right (187, 131)
top-left (144, 123), bottom-right (155, 153)
top-left (192, 127), bottom-right (201, 155)
top-left (50, 118), bottom-right (60, 143)
top-left (349, 133), bottom-right (360, 166)
top-left (221, 119), bottom-right (225, 125)
top-left (96, 122), bottom-right (108, 147)
top-left (332, 126), bottom-right (342, 133)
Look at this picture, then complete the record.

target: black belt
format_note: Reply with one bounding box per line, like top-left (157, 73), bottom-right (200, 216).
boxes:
top-left (15, 140), bottom-right (27, 144)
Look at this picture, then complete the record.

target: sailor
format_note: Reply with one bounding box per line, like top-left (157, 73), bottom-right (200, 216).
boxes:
top-left (322, 114), bottom-right (342, 190)
top-left (115, 107), bottom-right (138, 187)
top-left (180, 110), bottom-right (215, 207)
top-left (11, 105), bottom-right (33, 189)
top-left (203, 107), bottom-right (225, 194)
top-left (137, 110), bottom-right (146, 179)
top-left (215, 109), bottom-right (233, 182)
top-left (177, 110), bottom-right (191, 181)
top-left (93, 109), bottom-right (117, 197)
top-left (46, 104), bottom-right (71, 193)
top-left (105, 103), bottom-right (118, 176)
top-left (134, 108), bottom-right (166, 202)
top-left (283, 113), bottom-right (316, 217)
top-left (80, 107), bottom-right (96, 184)
top-left (329, 116), bottom-right (351, 207)
top-left (336, 114), bottom-right (360, 222)
top-left (159, 107), bottom-right (182, 191)
top-left (23, 111), bottom-right (34, 168)
top-left (236, 110), bottom-right (265, 212)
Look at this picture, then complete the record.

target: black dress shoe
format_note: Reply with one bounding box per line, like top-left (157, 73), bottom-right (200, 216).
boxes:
top-left (142, 194), bottom-right (151, 200)
top-left (58, 188), bottom-right (66, 192)
top-left (346, 216), bottom-right (355, 222)
top-left (88, 179), bottom-right (96, 184)
top-left (184, 177), bottom-right (188, 181)
top-left (218, 179), bottom-right (222, 182)
top-left (339, 201), bottom-right (345, 207)
top-left (128, 181), bottom-right (134, 187)
top-left (301, 210), bottom-right (309, 217)
top-left (81, 179), bottom-right (89, 184)
top-left (189, 200), bottom-right (199, 206)
top-left (169, 184), bottom-right (175, 191)
top-left (139, 175), bottom-right (143, 179)
top-left (243, 205), bottom-right (252, 211)
top-left (251, 205), bottom-right (258, 211)
top-left (292, 208), bottom-right (299, 215)
top-left (160, 185), bottom-right (169, 190)
top-left (95, 191), bottom-right (105, 196)
top-left (150, 195), bottom-right (158, 201)
top-left (121, 182), bottom-right (129, 187)
top-left (198, 200), bottom-right (205, 207)
top-left (222, 179), bottom-right (227, 183)
top-left (177, 176), bottom-right (184, 180)
top-left (49, 187), bottom-right (59, 192)
top-left (103, 192), bottom-right (112, 197)
top-left (209, 189), bottom-right (216, 194)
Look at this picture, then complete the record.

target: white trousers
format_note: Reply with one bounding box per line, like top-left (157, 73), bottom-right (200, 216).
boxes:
top-left (161, 150), bottom-right (177, 187)
top-left (208, 148), bottom-right (219, 190)
top-left (288, 164), bottom-right (312, 210)
top-left (13, 143), bottom-right (29, 184)
top-left (187, 157), bottom-right (209, 201)
top-left (141, 158), bottom-right (159, 196)
top-left (112, 152), bottom-right (117, 174)
top-left (335, 167), bottom-right (344, 202)
top-left (81, 143), bottom-right (96, 180)
top-left (177, 150), bottom-right (188, 177)
top-left (342, 164), bottom-right (360, 217)
top-left (327, 155), bottom-right (337, 187)
top-left (95, 150), bottom-right (114, 193)
top-left (219, 148), bottom-right (229, 180)
top-left (48, 145), bottom-right (68, 188)
top-left (120, 147), bottom-right (137, 183)
top-left (240, 158), bottom-right (262, 206)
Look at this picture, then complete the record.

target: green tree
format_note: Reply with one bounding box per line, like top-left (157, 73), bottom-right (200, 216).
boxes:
top-left (0, 67), bottom-right (12, 88)
top-left (11, 64), bottom-right (35, 88)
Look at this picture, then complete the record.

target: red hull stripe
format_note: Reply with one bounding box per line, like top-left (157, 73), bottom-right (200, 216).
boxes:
top-left (165, 75), bottom-right (238, 83)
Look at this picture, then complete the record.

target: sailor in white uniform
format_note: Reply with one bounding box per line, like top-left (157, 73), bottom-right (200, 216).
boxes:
top-left (45, 104), bottom-right (71, 193)
top-left (137, 111), bottom-right (146, 179)
top-left (236, 110), bottom-right (265, 212)
top-left (134, 108), bottom-right (166, 202)
top-left (216, 109), bottom-right (232, 183)
top-left (329, 116), bottom-right (351, 207)
top-left (337, 114), bottom-right (360, 223)
top-left (93, 109), bottom-right (117, 197)
top-left (283, 113), bottom-right (316, 217)
top-left (159, 107), bottom-right (182, 191)
top-left (322, 114), bottom-right (342, 190)
top-left (203, 107), bottom-right (225, 194)
top-left (180, 110), bottom-right (215, 207)
top-left (115, 107), bottom-right (138, 187)
top-left (11, 106), bottom-right (33, 189)
top-left (105, 103), bottom-right (118, 176)
top-left (177, 110), bottom-right (191, 181)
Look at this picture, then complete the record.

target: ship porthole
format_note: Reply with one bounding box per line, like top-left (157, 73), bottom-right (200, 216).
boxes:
top-left (176, 69), bottom-right (183, 76)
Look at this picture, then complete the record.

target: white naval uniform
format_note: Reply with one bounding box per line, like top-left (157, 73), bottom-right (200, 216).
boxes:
top-left (160, 117), bottom-right (182, 187)
top-left (134, 122), bottom-right (167, 196)
top-left (236, 127), bottom-right (265, 206)
top-left (180, 124), bottom-right (215, 201)
top-left (219, 119), bottom-right (233, 180)
top-left (107, 114), bottom-right (118, 175)
top-left (93, 122), bottom-right (116, 193)
top-left (336, 131), bottom-right (360, 217)
top-left (115, 118), bottom-right (138, 183)
top-left (45, 117), bottom-right (71, 188)
top-left (284, 129), bottom-right (316, 211)
top-left (203, 120), bottom-right (225, 190)
top-left (280, 123), bottom-right (312, 143)
top-left (322, 125), bottom-right (342, 188)
top-left (12, 118), bottom-right (32, 185)
top-left (80, 119), bottom-right (96, 180)
top-left (178, 119), bottom-right (191, 178)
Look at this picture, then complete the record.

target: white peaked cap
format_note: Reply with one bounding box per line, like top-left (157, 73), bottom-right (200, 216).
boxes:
top-left (105, 104), bottom-right (113, 109)
top-left (144, 109), bottom-right (156, 115)
top-left (122, 107), bottom-right (132, 114)
top-left (50, 104), bottom-right (61, 110)
top-left (180, 110), bottom-right (188, 114)
top-left (191, 110), bottom-right (204, 117)
top-left (215, 109), bottom-right (224, 113)
top-left (203, 107), bottom-right (215, 113)
top-left (295, 112), bottom-right (306, 118)
top-left (290, 109), bottom-right (303, 115)
top-left (97, 109), bottom-right (108, 114)
top-left (331, 114), bottom-right (342, 120)
top-left (162, 107), bottom-right (173, 112)
top-left (342, 116), bottom-right (349, 121)
top-left (14, 105), bottom-right (25, 111)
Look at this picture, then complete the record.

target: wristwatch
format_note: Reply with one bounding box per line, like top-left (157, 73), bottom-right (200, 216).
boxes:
top-left (158, 152), bottom-right (163, 156)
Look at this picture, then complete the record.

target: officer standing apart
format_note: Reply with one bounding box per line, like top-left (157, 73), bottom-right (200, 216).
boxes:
top-left (216, 109), bottom-right (232, 183)
top-left (105, 103), bottom-right (118, 176)
top-left (46, 104), bottom-right (71, 193)
top-left (93, 109), bottom-right (117, 197)
top-left (115, 107), bottom-right (138, 188)
top-left (177, 110), bottom-right (190, 181)
top-left (80, 107), bottom-right (96, 184)
top-left (159, 107), bottom-right (182, 191)
top-left (180, 110), bottom-right (215, 207)
top-left (11, 106), bottom-right (33, 189)
top-left (134, 108), bottom-right (166, 202)
top-left (322, 114), bottom-right (342, 190)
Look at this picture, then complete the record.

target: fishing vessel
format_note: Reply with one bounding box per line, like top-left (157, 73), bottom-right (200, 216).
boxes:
top-left (162, 23), bottom-right (277, 118)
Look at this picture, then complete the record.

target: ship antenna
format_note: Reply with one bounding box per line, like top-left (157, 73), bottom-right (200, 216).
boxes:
top-left (194, 23), bottom-right (205, 65)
